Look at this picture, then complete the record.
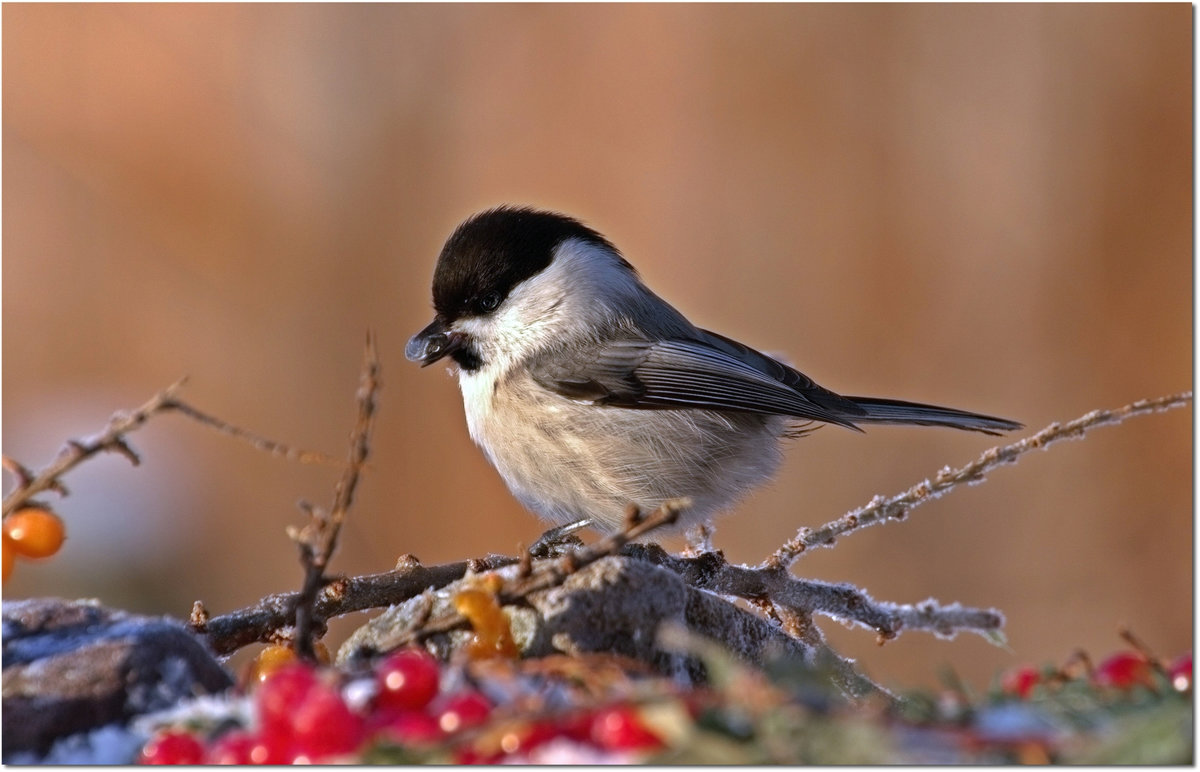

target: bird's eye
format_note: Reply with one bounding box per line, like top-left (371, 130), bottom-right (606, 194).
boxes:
top-left (477, 291), bottom-right (503, 313)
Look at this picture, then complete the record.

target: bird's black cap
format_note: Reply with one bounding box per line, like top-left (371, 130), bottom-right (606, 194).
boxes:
top-left (431, 206), bottom-right (622, 322)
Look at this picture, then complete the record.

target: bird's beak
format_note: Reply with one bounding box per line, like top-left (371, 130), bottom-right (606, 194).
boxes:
top-left (405, 318), bottom-right (466, 367)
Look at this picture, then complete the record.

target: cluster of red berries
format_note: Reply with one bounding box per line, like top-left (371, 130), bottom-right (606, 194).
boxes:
top-left (3, 507), bottom-right (67, 583)
top-left (139, 647), bottom-right (665, 764)
top-left (1001, 649), bottom-right (1192, 700)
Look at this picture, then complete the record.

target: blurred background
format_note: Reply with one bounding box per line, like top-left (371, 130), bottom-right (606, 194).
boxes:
top-left (3, 4), bottom-right (1191, 691)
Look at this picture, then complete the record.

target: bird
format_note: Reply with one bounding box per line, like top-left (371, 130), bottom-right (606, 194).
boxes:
top-left (406, 206), bottom-right (1021, 533)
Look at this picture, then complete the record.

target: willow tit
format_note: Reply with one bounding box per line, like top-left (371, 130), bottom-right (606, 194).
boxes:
top-left (406, 206), bottom-right (1021, 533)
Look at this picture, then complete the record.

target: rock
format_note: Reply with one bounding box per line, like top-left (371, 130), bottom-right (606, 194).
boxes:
top-left (2, 597), bottom-right (232, 758)
top-left (339, 555), bottom-right (813, 681)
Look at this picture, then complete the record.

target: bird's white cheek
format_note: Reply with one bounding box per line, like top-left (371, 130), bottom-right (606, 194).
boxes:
top-left (457, 369), bottom-right (497, 448)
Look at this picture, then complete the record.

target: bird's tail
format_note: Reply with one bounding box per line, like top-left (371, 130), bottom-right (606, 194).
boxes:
top-left (844, 396), bottom-right (1022, 436)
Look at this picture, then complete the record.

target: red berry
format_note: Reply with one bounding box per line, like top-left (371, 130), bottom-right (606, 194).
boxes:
top-left (256, 662), bottom-right (318, 737)
top-left (375, 649), bottom-right (441, 711)
top-left (1001, 665), bottom-right (1041, 699)
top-left (1168, 651), bottom-right (1192, 692)
top-left (370, 708), bottom-right (445, 746)
top-left (255, 663), bottom-right (367, 762)
top-left (290, 680), bottom-right (366, 762)
top-left (206, 730), bottom-right (258, 764)
top-left (1094, 650), bottom-right (1154, 690)
top-left (497, 720), bottom-right (561, 757)
top-left (589, 705), bottom-right (663, 752)
top-left (435, 690), bottom-right (492, 734)
top-left (139, 729), bottom-right (206, 765)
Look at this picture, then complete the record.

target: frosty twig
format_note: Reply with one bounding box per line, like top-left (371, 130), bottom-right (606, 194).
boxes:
top-left (768, 391), bottom-right (1192, 568)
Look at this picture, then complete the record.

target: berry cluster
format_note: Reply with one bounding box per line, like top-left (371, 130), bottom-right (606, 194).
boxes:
top-left (1000, 648), bottom-right (1192, 700)
top-left (3, 506), bottom-right (66, 582)
top-left (138, 647), bottom-right (666, 764)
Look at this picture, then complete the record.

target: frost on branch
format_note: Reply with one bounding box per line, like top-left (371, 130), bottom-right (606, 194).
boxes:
top-left (3, 343), bottom-right (1190, 711)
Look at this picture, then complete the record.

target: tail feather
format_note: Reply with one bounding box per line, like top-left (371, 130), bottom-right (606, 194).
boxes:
top-left (844, 396), bottom-right (1022, 436)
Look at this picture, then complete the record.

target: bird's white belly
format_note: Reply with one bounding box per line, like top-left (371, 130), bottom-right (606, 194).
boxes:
top-left (458, 368), bottom-right (786, 531)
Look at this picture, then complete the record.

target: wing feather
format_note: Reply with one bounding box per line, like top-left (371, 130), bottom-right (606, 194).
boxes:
top-left (528, 334), bottom-right (865, 429)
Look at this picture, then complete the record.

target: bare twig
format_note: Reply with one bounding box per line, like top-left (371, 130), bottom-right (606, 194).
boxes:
top-left (194, 555), bottom-right (517, 655)
top-left (290, 332), bottom-right (381, 660)
top-left (3, 377), bottom-right (343, 519)
top-left (165, 401), bottom-right (340, 467)
top-left (768, 391), bottom-right (1193, 568)
top-left (2, 378), bottom-right (189, 516)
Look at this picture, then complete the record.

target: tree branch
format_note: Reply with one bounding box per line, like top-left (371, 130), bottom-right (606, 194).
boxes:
top-left (289, 331), bottom-right (381, 659)
top-left (624, 544), bottom-right (1004, 644)
top-left (768, 391), bottom-right (1193, 568)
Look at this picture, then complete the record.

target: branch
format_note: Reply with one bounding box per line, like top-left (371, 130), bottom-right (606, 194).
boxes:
top-left (195, 501), bottom-right (685, 657)
top-left (2, 378), bottom-right (189, 516)
top-left (2, 380), bottom-right (341, 518)
top-left (768, 391), bottom-right (1193, 568)
top-left (381, 500), bottom-right (686, 650)
top-left (164, 401), bottom-right (340, 466)
top-left (289, 331), bottom-right (381, 659)
top-left (192, 555), bottom-right (518, 655)
top-left (624, 544), bottom-right (1004, 644)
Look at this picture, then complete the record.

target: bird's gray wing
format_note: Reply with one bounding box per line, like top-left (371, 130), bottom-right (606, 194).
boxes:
top-left (528, 331), bottom-right (867, 430)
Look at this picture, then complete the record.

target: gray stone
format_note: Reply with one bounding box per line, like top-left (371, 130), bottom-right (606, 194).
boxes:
top-left (2, 597), bottom-right (232, 758)
top-left (339, 556), bottom-right (813, 681)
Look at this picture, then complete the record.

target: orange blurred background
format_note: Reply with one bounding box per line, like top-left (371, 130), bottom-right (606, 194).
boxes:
top-left (3, 4), bottom-right (1191, 691)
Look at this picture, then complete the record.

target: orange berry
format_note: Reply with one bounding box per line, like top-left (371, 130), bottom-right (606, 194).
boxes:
top-left (2, 533), bottom-right (14, 582)
top-left (4, 507), bottom-right (66, 559)
top-left (453, 587), bottom-right (518, 659)
top-left (247, 644), bottom-right (300, 684)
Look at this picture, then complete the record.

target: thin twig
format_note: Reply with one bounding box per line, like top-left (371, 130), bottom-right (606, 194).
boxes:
top-left (1, 378), bottom-right (190, 516)
top-left (193, 555), bottom-right (518, 655)
top-left (166, 401), bottom-right (341, 466)
top-left (3, 378), bottom-right (343, 518)
top-left (291, 331), bottom-right (381, 660)
top-left (768, 391), bottom-right (1193, 568)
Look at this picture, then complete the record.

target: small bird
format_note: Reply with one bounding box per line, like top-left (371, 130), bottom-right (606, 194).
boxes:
top-left (406, 206), bottom-right (1020, 532)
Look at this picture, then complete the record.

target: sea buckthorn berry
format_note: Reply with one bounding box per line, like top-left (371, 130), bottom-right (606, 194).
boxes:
top-left (139, 729), bottom-right (206, 765)
top-left (4, 507), bottom-right (66, 559)
top-left (246, 643), bottom-right (299, 684)
top-left (454, 588), bottom-right (519, 659)
top-left (375, 648), bottom-right (441, 712)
